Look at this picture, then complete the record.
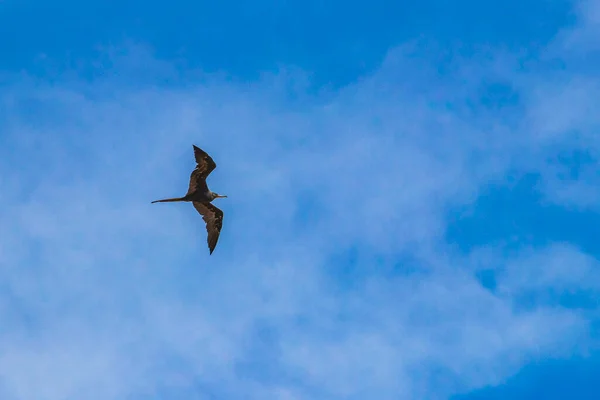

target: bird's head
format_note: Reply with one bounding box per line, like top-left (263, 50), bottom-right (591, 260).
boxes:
top-left (211, 192), bottom-right (228, 200)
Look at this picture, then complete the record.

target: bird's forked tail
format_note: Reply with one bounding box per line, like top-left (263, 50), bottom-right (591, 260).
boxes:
top-left (151, 197), bottom-right (187, 204)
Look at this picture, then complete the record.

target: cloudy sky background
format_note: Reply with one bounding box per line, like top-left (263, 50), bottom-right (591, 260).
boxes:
top-left (1, 0), bottom-right (599, 399)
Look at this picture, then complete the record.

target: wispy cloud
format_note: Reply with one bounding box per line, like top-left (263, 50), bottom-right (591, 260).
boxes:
top-left (0, 2), bottom-right (599, 399)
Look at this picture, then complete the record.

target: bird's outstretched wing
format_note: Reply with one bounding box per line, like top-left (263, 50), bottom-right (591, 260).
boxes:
top-left (186, 145), bottom-right (217, 195)
top-left (193, 145), bottom-right (217, 178)
top-left (192, 202), bottom-right (224, 254)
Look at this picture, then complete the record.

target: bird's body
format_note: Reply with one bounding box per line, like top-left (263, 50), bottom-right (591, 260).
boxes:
top-left (152, 145), bottom-right (227, 254)
top-left (151, 189), bottom-right (216, 204)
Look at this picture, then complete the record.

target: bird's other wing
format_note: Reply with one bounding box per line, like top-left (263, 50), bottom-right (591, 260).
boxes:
top-left (192, 145), bottom-right (217, 179)
top-left (186, 145), bottom-right (217, 195)
top-left (192, 202), bottom-right (224, 255)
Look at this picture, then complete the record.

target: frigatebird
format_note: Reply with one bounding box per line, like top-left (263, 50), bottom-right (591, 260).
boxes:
top-left (152, 145), bottom-right (227, 254)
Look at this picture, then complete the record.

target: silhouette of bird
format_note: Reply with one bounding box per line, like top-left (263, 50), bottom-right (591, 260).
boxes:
top-left (152, 145), bottom-right (227, 254)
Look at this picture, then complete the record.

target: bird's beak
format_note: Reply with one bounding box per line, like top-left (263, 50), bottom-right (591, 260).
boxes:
top-left (216, 194), bottom-right (228, 198)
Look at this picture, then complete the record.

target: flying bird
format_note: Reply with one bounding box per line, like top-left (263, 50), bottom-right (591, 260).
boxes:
top-left (152, 145), bottom-right (227, 254)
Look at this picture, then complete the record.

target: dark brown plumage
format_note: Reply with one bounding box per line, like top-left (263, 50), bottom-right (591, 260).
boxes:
top-left (152, 145), bottom-right (227, 255)
top-left (193, 202), bottom-right (224, 255)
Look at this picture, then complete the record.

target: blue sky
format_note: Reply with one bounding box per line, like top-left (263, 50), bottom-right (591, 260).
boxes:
top-left (1, 0), bottom-right (599, 399)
